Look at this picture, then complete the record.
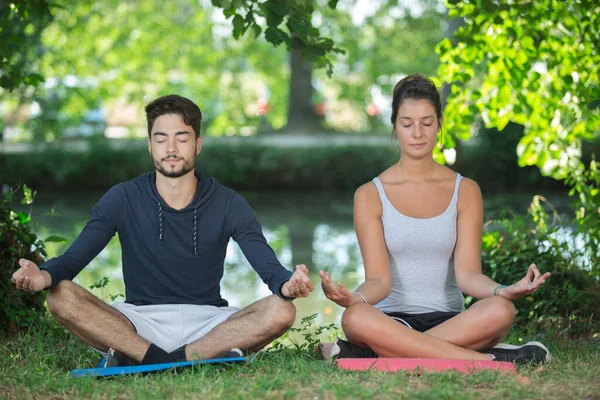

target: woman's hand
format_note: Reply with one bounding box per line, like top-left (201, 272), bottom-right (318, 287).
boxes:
top-left (498, 263), bottom-right (550, 301)
top-left (319, 270), bottom-right (361, 308)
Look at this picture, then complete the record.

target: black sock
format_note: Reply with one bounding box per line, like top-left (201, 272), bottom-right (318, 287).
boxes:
top-left (141, 344), bottom-right (187, 365)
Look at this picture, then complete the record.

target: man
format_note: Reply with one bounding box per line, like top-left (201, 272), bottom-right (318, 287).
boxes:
top-left (12, 94), bottom-right (314, 366)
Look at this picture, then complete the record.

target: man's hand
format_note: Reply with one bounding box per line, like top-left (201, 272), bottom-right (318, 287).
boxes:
top-left (319, 270), bottom-right (359, 308)
top-left (281, 264), bottom-right (314, 299)
top-left (11, 259), bottom-right (51, 293)
top-left (498, 263), bottom-right (550, 301)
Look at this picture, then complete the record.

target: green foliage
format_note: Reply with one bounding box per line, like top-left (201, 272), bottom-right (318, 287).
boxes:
top-left (2, 0), bottom-right (449, 136)
top-left (439, 0), bottom-right (599, 179)
top-left (567, 158), bottom-right (600, 274)
top-left (32, 0), bottom-right (292, 136)
top-left (481, 196), bottom-right (600, 336)
top-left (268, 313), bottom-right (337, 355)
top-left (0, 0), bottom-right (53, 90)
top-left (1, 0), bottom-right (342, 96)
top-left (0, 186), bottom-right (47, 333)
top-left (213, 0), bottom-right (344, 75)
top-left (438, 0), bottom-right (600, 283)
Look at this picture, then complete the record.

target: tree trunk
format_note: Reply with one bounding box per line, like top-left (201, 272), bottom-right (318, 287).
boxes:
top-left (289, 223), bottom-right (315, 273)
top-left (441, 16), bottom-right (465, 110)
top-left (442, 15), bottom-right (466, 163)
top-left (283, 49), bottom-right (323, 133)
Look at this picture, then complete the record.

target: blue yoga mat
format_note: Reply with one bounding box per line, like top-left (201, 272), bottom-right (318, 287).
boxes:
top-left (70, 356), bottom-right (247, 378)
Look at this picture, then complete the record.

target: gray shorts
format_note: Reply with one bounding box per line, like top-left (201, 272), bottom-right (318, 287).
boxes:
top-left (107, 302), bottom-right (240, 353)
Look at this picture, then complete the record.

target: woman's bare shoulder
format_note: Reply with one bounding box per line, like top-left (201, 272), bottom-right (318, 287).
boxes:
top-left (354, 181), bottom-right (383, 217)
top-left (457, 176), bottom-right (483, 208)
top-left (355, 181), bottom-right (379, 203)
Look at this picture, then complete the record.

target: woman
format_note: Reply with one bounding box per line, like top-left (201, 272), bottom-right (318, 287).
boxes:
top-left (320, 74), bottom-right (551, 365)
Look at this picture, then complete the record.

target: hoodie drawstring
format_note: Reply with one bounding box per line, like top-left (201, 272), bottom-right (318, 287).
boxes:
top-left (158, 203), bottom-right (164, 240)
top-left (193, 208), bottom-right (198, 256)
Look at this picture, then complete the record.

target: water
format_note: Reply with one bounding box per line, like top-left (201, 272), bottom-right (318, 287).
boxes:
top-left (19, 189), bottom-right (576, 332)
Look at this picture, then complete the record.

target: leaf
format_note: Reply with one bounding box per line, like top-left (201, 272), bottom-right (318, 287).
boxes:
top-left (223, 7), bottom-right (236, 18)
top-left (44, 235), bottom-right (69, 243)
top-left (588, 99), bottom-right (600, 110)
top-left (23, 73), bottom-right (45, 86)
top-left (43, 208), bottom-right (61, 217)
top-left (89, 276), bottom-right (110, 290)
top-left (264, 27), bottom-right (285, 46)
top-left (5, 189), bottom-right (14, 204)
top-left (16, 212), bottom-right (31, 225)
top-left (251, 23), bottom-right (261, 38)
top-left (21, 185), bottom-right (34, 205)
top-left (232, 14), bottom-right (245, 39)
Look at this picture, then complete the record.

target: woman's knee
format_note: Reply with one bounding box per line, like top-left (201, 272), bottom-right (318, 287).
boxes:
top-left (341, 303), bottom-right (372, 337)
top-left (486, 296), bottom-right (516, 327)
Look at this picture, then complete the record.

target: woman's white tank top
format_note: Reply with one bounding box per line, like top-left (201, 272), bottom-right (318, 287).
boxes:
top-left (371, 174), bottom-right (465, 314)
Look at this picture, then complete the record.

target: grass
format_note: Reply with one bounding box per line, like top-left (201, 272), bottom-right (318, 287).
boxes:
top-left (1, 320), bottom-right (599, 400)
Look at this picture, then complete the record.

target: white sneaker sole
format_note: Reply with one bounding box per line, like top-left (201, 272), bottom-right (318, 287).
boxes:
top-left (327, 340), bottom-right (341, 360)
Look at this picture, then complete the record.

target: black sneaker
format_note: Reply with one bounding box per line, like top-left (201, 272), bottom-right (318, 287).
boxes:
top-left (327, 338), bottom-right (378, 359)
top-left (486, 341), bottom-right (551, 365)
top-left (104, 348), bottom-right (138, 367)
top-left (215, 348), bottom-right (244, 359)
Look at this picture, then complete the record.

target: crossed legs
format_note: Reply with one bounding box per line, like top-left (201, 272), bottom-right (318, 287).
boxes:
top-left (341, 296), bottom-right (516, 360)
top-left (46, 281), bottom-right (296, 363)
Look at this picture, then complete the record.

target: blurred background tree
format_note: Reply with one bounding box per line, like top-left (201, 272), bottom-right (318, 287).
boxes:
top-left (0, 0), bottom-right (52, 91)
top-left (1, 0), bottom-right (448, 137)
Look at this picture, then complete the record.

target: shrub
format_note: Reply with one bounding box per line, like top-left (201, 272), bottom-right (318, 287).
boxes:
top-left (481, 196), bottom-right (600, 336)
top-left (0, 136), bottom-right (564, 193)
top-left (0, 141), bottom-right (399, 192)
top-left (0, 186), bottom-right (47, 334)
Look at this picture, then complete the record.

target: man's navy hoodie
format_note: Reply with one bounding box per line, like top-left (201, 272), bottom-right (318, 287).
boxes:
top-left (41, 170), bottom-right (293, 306)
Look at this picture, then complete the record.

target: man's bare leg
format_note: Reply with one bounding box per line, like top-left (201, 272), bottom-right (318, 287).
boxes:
top-left (185, 295), bottom-right (296, 360)
top-left (46, 280), bottom-right (150, 362)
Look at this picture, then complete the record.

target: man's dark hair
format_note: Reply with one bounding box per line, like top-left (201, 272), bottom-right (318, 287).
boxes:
top-left (145, 95), bottom-right (202, 138)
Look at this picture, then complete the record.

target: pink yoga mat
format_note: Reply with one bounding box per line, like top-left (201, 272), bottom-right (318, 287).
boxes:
top-left (336, 358), bottom-right (516, 374)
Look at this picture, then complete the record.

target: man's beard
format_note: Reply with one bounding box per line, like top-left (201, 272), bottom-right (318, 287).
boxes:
top-left (152, 155), bottom-right (195, 178)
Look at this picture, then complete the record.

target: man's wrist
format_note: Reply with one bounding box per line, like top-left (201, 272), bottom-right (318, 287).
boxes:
top-left (41, 270), bottom-right (53, 290)
top-left (278, 281), bottom-right (294, 300)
